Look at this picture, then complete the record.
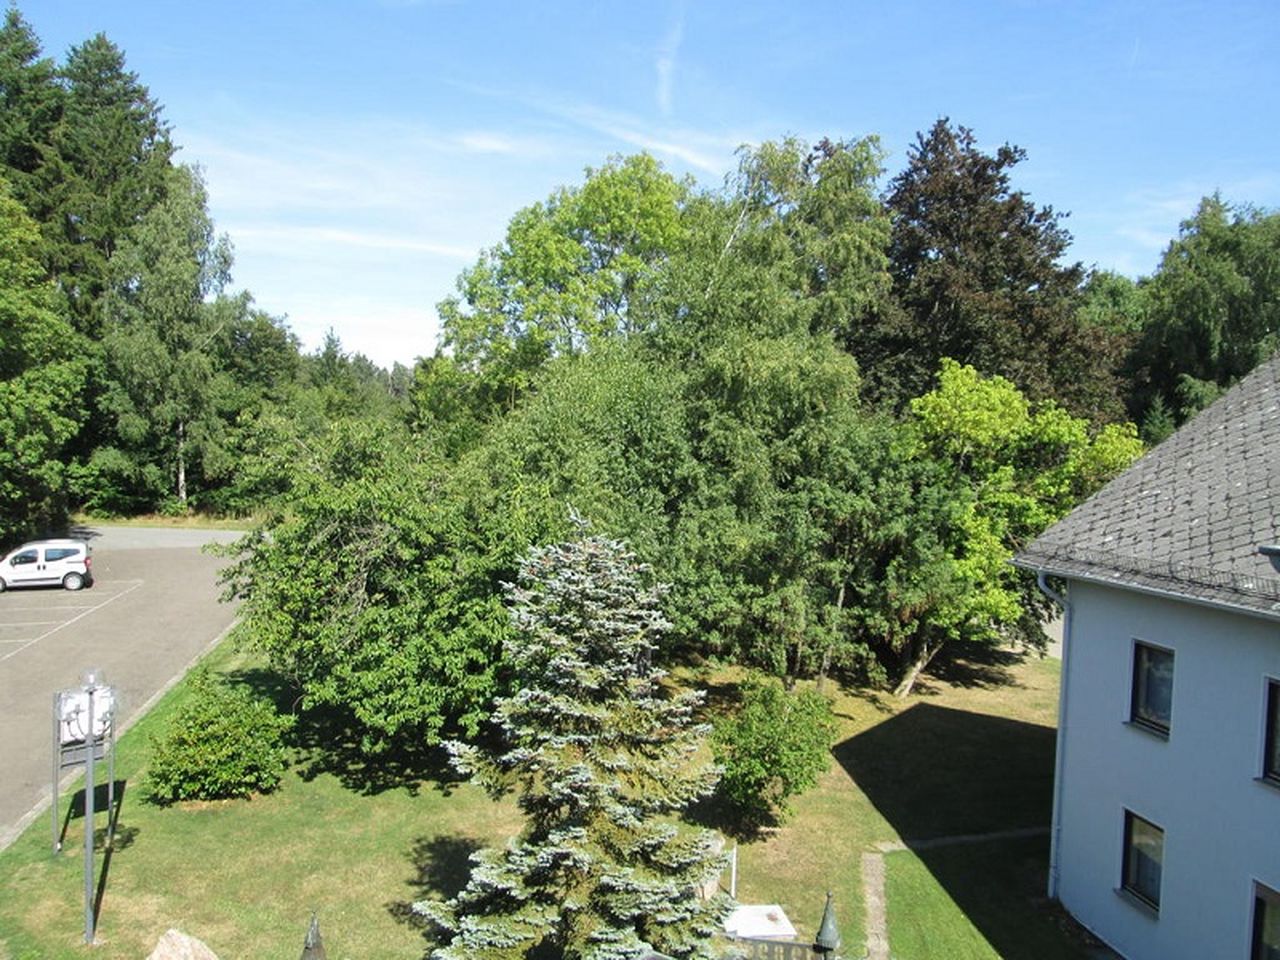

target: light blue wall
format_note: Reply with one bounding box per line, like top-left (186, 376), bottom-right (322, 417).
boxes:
top-left (1057, 581), bottom-right (1280, 960)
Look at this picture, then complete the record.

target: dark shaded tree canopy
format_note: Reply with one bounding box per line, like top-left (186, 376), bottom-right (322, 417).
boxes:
top-left (871, 118), bottom-right (1125, 420)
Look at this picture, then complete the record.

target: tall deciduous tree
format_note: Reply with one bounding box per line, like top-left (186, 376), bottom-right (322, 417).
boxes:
top-left (417, 528), bottom-right (727, 960)
top-left (0, 177), bottom-right (86, 539)
top-left (220, 414), bottom-right (550, 750)
top-left (652, 136), bottom-right (891, 355)
top-left (97, 164), bottom-right (230, 509)
top-left (897, 358), bottom-right (1143, 694)
top-left (434, 153), bottom-right (689, 418)
top-left (877, 119), bottom-right (1124, 420)
top-left (1131, 195), bottom-right (1280, 428)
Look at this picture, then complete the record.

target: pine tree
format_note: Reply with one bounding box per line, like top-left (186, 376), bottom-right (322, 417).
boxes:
top-left (44, 32), bottom-right (174, 336)
top-left (417, 525), bottom-right (728, 960)
top-left (0, 8), bottom-right (61, 199)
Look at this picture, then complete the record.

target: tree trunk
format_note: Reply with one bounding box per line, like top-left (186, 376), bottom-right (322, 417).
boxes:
top-left (175, 420), bottom-right (187, 504)
top-left (817, 581), bottom-right (847, 694)
top-left (817, 644), bottom-right (833, 694)
top-left (893, 637), bottom-right (945, 698)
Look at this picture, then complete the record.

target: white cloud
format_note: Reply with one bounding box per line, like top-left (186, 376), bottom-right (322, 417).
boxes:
top-left (656, 8), bottom-right (685, 117)
top-left (1072, 173), bottom-right (1280, 276)
top-left (230, 223), bottom-right (476, 260)
top-left (453, 131), bottom-right (558, 157)
top-left (533, 98), bottom-right (740, 175)
top-left (169, 90), bottom-right (754, 367)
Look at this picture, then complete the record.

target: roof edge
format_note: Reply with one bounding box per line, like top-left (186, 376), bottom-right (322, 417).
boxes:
top-left (1012, 554), bottom-right (1280, 624)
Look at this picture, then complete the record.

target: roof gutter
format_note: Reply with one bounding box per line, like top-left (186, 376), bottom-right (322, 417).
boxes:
top-left (1012, 557), bottom-right (1280, 624)
top-left (1035, 571), bottom-right (1070, 902)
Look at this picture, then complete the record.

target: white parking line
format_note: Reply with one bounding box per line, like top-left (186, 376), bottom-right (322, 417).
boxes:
top-left (0, 605), bottom-right (99, 612)
top-left (0, 620), bottom-right (61, 627)
top-left (0, 580), bottom-right (144, 663)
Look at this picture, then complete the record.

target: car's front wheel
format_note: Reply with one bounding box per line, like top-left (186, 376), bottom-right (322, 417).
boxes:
top-left (0, 577), bottom-right (6, 592)
top-left (62, 572), bottom-right (84, 591)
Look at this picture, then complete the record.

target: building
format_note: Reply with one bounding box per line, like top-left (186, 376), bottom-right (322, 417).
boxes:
top-left (1014, 353), bottom-right (1280, 960)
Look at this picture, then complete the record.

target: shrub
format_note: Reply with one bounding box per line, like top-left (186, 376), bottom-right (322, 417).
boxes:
top-left (712, 679), bottom-right (835, 826)
top-left (146, 668), bottom-right (295, 803)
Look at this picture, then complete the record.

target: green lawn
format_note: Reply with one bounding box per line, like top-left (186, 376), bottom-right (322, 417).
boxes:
top-left (0, 641), bottom-right (1087, 960)
top-left (885, 837), bottom-right (1083, 960)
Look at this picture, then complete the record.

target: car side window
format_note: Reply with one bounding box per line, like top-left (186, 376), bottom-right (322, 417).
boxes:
top-left (11, 550), bottom-right (37, 566)
top-left (45, 548), bottom-right (78, 562)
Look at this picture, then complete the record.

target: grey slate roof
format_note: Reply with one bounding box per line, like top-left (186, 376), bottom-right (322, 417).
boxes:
top-left (1014, 352), bottom-right (1280, 620)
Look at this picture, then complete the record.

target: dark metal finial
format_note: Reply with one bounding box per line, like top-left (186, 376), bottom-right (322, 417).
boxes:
top-left (300, 913), bottom-right (327, 960)
top-left (814, 890), bottom-right (840, 954)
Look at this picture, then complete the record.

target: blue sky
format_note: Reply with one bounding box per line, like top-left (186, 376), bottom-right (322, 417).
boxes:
top-left (27, 1), bottom-right (1280, 369)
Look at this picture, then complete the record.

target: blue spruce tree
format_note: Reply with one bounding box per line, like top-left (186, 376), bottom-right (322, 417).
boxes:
top-left (417, 525), bottom-right (729, 960)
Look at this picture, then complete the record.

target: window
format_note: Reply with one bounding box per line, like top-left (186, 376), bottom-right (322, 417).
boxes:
top-left (1131, 642), bottom-right (1174, 735)
top-left (1255, 883), bottom-right (1280, 960)
top-left (1265, 680), bottom-right (1280, 786)
top-left (1121, 810), bottom-right (1163, 910)
top-left (10, 549), bottom-right (36, 566)
top-left (45, 548), bottom-right (79, 562)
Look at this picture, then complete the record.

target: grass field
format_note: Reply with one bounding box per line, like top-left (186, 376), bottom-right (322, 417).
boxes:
top-left (0, 640), bottom-right (1087, 960)
top-left (70, 512), bottom-right (255, 531)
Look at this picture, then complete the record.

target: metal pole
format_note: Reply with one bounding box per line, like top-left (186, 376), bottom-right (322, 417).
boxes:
top-left (84, 686), bottom-right (95, 945)
top-left (107, 723), bottom-right (115, 850)
top-left (52, 693), bottom-right (60, 855)
top-left (730, 843), bottom-right (738, 899)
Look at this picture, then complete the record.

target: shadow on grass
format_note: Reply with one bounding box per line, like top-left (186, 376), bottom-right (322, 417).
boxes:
top-left (885, 836), bottom-right (1095, 960)
top-left (387, 834), bottom-right (487, 951)
top-left (406, 835), bottom-right (486, 901)
top-left (685, 792), bottom-right (780, 843)
top-left (836, 702), bottom-right (1075, 958)
top-left (62, 779), bottom-right (133, 850)
top-left (224, 667), bottom-right (462, 797)
top-left (913, 639), bottom-right (1030, 695)
top-left (60, 778), bottom-right (136, 937)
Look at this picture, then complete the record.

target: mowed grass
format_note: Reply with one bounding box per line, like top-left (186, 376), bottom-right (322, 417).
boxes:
top-left (70, 511), bottom-right (254, 531)
top-left (885, 836), bottom-right (1084, 960)
top-left (0, 640), bottom-right (1084, 960)
top-left (0, 642), bottom-right (522, 960)
top-left (729, 645), bottom-right (1082, 958)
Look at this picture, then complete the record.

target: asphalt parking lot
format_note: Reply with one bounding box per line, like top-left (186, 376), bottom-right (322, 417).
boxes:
top-left (0, 526), bottom-right (244, 851)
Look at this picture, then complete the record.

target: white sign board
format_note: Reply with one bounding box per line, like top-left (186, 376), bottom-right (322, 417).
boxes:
top-left (724, 904), bottom-right (798, 940)
top-left (57, 688), bottom-right (114, 744)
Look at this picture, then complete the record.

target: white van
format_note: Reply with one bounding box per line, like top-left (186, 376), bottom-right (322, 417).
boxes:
top-left (0, 539), bottom-right (93, 591)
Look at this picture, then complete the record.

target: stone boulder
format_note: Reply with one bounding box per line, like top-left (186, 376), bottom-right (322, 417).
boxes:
top-left (146, 929), bottom-right (220, 960)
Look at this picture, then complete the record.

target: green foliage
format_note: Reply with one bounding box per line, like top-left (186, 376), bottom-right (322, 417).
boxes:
top-left (100, 163), bottom-right (234, 508)
top-left (434, 153), bottom-right (689, 420)
top-left (0, 177), bottom-right (86, 539)
top-left (145, 667), bottom-right (294, 804)
top-left (221, 418), bottom-right (531, 750)
top-left (1133, 194), bottom-right (1280, 424)
top-left (712, 679), bottom-right (835, 826)
top-left (1077, 269), bottom-right (1148, 336)
top-left (43, 32), bottom-right (174, 336)
top-left (903, 359), bottom-right (1144, 683)
top-left (0, 9), bottom-right (60, 198)
top-left (651, 136), bottom-right (891, 357)
top-left (417, 528), bottom-right (727, 960)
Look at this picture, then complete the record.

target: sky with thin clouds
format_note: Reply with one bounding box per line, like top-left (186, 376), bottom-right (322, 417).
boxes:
top-left (26, 0), bottom-right (1280, 369)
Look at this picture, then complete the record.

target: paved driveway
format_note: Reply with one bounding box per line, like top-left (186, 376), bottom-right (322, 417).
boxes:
top-left (0, 526), bottom-right (245, 851)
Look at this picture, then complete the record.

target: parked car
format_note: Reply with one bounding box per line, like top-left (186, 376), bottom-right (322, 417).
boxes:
top-left (0, 539), bottom-right (93, 591)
